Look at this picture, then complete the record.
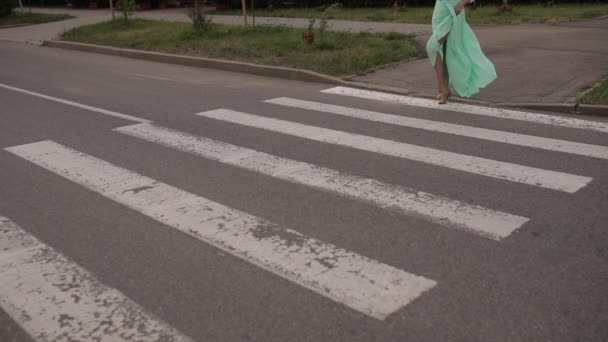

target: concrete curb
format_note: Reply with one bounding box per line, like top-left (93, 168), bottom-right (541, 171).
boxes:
top-left (576, 104), bottom-right (608, 117)
top-left (566, 14), bottom-right (608, 22)
top-left (0, 24), bottom-right (30, 29)
top-left (464, 13), bottom-right (608, 27)
top-left (43, 39), bottom-right (416, 96)
top-left (414, 94), bottom-right (608, 118)
top-left (43, 39), bottom-right (608, 117)
top-left (43, 40), bottom-right (345, 85)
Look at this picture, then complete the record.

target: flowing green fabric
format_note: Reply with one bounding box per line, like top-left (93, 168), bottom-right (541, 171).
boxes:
top-left (426, 0), bottom-right (497, 98)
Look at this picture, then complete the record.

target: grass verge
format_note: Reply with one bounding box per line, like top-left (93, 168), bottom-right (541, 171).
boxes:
top-left (579, 77), bottom-right (608, 105)
top-left (0, 12), bottom-right (73, 26)
top-left (209, 4), bottom-right (608, 25)
top-left (60, 19), bottom-right (425, 76)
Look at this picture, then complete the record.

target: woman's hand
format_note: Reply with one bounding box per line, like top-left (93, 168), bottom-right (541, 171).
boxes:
top-left (454, 0), bottom-right (471, 15)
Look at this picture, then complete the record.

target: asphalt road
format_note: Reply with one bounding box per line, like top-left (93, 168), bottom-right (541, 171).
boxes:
top-left (1, 41), bottom-right (608, 342)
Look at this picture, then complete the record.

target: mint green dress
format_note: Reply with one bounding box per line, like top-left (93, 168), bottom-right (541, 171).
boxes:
top-left (426, 0), bottom-right (497, 98)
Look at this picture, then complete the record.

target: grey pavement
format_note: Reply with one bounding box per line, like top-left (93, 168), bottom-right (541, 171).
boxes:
top-left (1, 40), bottom-right (608, 342)
top-left (0, 8), bottom-right (112, 43)
top-left (355, 18), bottom-right (608, 104)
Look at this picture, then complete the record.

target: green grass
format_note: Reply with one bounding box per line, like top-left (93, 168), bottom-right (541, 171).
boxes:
top-left (209, 4), bottom-right (608, 25)
top-left (61, 19), bottom-right (425, 76)
top-left (579, 77), bottom-right (608, 105)
top-left (0, 12), bottom-right (73, 26)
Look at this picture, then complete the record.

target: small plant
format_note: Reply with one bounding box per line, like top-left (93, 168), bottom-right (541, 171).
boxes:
top-left (116, 0), bottom-right (135, 21)
top-left (307, 18), bottom-right (315, 32)
top-left (302, 19), bottom-right (315, 44)
top-left (318, 3), bottom-right (340, 42)
top-left (302, 19), bottom-right (315, 45)
top-left (187, 0), bottom-right (213, 34)
top-left (384, 32), bottom-right (405, 41)
top-left (322, 3), bottom-right (342, 16)
top-left (318, 17), bottom-right (328, 39)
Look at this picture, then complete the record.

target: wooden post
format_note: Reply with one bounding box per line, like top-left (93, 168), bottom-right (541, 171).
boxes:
top-left (110, 0), bottom-right (115, 20)
top-left (251, 0), bottom-right (255, 27)
top-left (241, 0), bottom-right (248, 26)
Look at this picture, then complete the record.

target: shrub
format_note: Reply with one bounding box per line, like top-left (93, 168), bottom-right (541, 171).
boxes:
top-left (187, 0), bottom-right (213, 34)
top-left (116, 0), bottom-right (135, 21)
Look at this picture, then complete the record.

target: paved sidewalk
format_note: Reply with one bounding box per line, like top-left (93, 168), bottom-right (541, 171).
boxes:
top-left (0, 8), bottom-right (111, 43)
top-left (355, 18), bottom-right (608, 104)
top-left (138, 8), bottom-right (432, 35)
top-left (2, 7), bottom-right (606, 104)
top-left (0, 7), bottom-right (430, 44)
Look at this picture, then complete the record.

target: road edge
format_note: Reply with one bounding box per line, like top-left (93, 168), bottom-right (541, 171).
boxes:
top-left (43, 40), bottom-right (608, 117)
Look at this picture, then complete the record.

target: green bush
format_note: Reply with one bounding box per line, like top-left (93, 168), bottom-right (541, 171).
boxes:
top-left (116, 0), bottom-right (135, 21)
top-left (0, 0), bottom-right (16, 18)
top-left (187, 0), bottom-right (213, 34)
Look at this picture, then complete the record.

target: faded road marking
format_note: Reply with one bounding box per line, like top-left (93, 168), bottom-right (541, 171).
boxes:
top-left (196, 109), bottom-right (592, 193)
top-left (265, 97), bottom-right (608, 160)
top-left (0, 215), bottom-right (192, 342)
top-left (5, 141), bottom-right (436, 320)
top-left (116, 123), bottom-right (529, 240)
top-left (321, 87), bottom-right (608, 134)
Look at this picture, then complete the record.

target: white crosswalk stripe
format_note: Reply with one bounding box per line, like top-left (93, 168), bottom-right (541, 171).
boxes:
top-left (196, 109), bottom-right (593, 193)
top-left (5, 140), bottom-right (437, 321)
top-left (115, 123), bottom-right (529, 240)
top-left (0, 216), bottom-right (193, 342)
top-left (265, 97), bottom-right (608, 160)
top-left (321, 86), bottom-right (608, 133)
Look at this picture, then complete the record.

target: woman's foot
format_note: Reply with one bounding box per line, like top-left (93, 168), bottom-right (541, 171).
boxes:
top-left (438, 89), bottom-right (451, 104)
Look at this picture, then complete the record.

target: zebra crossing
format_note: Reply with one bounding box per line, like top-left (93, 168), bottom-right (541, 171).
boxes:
top-left (0, 216), bottom-right (193, 342)
top-left (2, 86), bottom-right (607, 340)
top-left (321, 86), bottom-right (608, 133)
top-left (6, 140), bottom-right (437, 321)
top-left (114, 123), bottom-right (529, 239)
top-left (264, 97), bottom-right (608, 160)
top-left (196, 108), bottom-right (591, 193)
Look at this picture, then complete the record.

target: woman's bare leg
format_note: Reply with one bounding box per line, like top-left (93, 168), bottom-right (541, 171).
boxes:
top-left (443, 38), bottom-right (450, 95)
top-left (434, 36), bottom-right (450, 103)
top-left (434, 53), bottom-right (446, 99)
